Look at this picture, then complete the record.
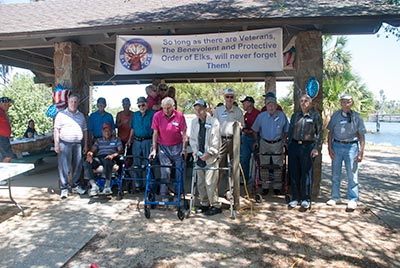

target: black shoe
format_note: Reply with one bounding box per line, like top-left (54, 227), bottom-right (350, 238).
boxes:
top-left (197, 205), bottom-right (210, 213)
top-left (273, 189), bottom-right (281, 195)
top-left (204, 206), bottom-right (222, 216)
top-left (262, 189), bottom-right (269, 195)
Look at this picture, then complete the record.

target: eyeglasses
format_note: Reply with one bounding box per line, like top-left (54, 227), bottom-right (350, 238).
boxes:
top-left (138, 104), bottom-right (146, 108)
top-left (225, 95), bottom-right (234, 99)
top-left (159, 88), bottom-right (167, 91)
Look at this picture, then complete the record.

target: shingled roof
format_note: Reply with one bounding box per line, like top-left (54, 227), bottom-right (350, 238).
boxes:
top-left (0, 0), bottom-right (399, 85)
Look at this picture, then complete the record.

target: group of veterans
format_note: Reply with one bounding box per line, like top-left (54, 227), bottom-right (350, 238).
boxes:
top-left (0, 84), bottom-right (365, 214)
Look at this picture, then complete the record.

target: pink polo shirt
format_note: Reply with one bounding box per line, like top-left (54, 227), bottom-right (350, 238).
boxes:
top-left (152, 110), bottom-right (187, 146)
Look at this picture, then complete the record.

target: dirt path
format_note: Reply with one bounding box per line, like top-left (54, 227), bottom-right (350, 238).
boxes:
top-left (64, 143), bottom-right (400, 268)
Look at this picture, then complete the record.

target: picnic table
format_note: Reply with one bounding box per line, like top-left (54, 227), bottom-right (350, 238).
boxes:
top-left (11, 133), bottom-right (56, 165)
top-left (0, 163), bottom-right (35, 216)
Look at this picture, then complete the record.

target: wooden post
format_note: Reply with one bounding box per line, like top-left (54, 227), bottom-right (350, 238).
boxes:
top-left (53, 41), bottom-right (90, 116)
top-left (294, 31), bottom-right (323, 198)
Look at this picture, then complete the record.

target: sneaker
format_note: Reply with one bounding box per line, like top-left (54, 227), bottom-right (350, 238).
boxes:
top-left (72, 185), bottom-right (86, 195)
top-left (89, 185), bottom-right (100, 197)
top-left (102, 187), bottom-right (112, 195)
top-left (196, 205), bottom-right (210, 213)
top-left (301, 200), bottom-right (310, 209)
top-left (347, 200), bottom-right (357, 210)
top-left (288, 200), bottom-right (298, 208)
top-left (326, 199), bottom-right (337, 206)
top-left (60, 189), bottom-right (68, 199)
top-left (204, 206), bottom-right (222, 216)
top-left (161, 197), bottom-right (169, 202)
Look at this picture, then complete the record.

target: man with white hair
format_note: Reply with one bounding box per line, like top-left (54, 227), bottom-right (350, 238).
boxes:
top-left (150, 97), bottom-right (187, 201)
top-left (287, 94), bottom-right (322, 210)
top-left (190, 100), bottom-right (221, 216)
top-left (326, 94), bottom-right (366, 210)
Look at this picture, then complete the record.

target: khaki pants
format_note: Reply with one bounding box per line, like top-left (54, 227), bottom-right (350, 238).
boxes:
top-left (196, 160), bottom-right (220, 208)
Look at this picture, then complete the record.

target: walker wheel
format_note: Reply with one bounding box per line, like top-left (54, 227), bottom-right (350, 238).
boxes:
top-left (144, 206), bottom-right (151, 219)
top-left (177, 209), bottom-right (185, 221)
top-left (255, 194), bottom-right (263, 203)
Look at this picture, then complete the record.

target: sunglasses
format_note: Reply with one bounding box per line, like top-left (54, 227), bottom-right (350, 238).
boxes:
top-left (159, 88), bottom-right (167, 91)
top-left (138, 104), bottom-right (146, 108)
top-left (225, 95), bottom-right (234, 99)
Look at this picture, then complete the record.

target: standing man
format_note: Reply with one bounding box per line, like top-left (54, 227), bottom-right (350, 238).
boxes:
top-left (240, 96), bottom-right (260, 186)
top-left (190, 100), bottom-right (222, 216)
top-left (326, 94), bottom-right (366, 210)
top-left (252, 95), bottom-right (289, 195)
top-left (145, 84), bottom-right (161, 111)
top-left (128, 96), bottom-right (155, 191)
top-left (287, 94), bottom-right (322, 209)
top-left (213, 88), bottom-right (244, 198)
top-left (0, 97), bottom-right (15, 185)
top-left (149, 97), bottom-right (187, 201)
top-left (87, 97), bottom-right (115, 146)
top-left (54, 94), bottom-right (88, 199)
top-left (115, 97), bottom-right (133, 150)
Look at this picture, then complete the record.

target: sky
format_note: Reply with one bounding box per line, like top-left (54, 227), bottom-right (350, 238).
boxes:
top-left (2, 0), bottom-right (399, 107)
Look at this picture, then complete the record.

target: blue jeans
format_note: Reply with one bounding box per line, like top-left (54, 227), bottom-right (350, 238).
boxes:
top-left (133, 139), bottom-right (152, 187)
top-left (288, 142), bottom-right (314, 202)
top-left (158, 143), bottom-right (184, 196)
top-left (58, 140), bottom-right (82, 190)
top-left (240, 134), bottom-right (256, 185)
top-left (331, 141), bottom-right (359, 201)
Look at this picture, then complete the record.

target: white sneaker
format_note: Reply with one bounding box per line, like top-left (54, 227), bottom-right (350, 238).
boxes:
top-left (60, 189), bottom-right (68, 199)
top-left (102, 187), bottom-right (112, 195)
top-left (89, 185), bottom-right (100, 196)
top-left (347, 200), bottom-right (357, 210)
top-left (326, 199), bottom-right (337, 206)
top-left (301, 200), bottom-right (310, 209)
top-left (72, 185), bottom-right (86, 195)
top-left (288, 200), bottom-right (298, 208)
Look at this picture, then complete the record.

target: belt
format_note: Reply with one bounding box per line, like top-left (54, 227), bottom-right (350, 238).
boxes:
top-left (221, 135), bottom-right (233, 140)
top-left (134, 136), bottom-right (152, 141)
top-left (334, 139), bottom-right (358, 144)
top-left (262, 138), bottom-right (282, 144)
top-left (292, 139), bottom-right (314, 145)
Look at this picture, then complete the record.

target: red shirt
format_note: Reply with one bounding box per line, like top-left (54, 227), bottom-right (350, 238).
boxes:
top-left (147, 95), bottom-right (160, 110)
top-left (0, 108), bottom-right (11, 137)
top-left (152, 110), bottom-right (187, 146)
top-left (243, 108), bottom-right (260, 135)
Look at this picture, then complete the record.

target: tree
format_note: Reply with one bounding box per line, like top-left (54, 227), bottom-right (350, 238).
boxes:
top-left (0, 73), bottom-right (53, 138)
top-left (322, 36), bottom-right (374, 130)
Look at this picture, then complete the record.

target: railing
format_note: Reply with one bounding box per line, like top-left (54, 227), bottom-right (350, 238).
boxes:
top-left (368, 114), bottom-right (400, 123)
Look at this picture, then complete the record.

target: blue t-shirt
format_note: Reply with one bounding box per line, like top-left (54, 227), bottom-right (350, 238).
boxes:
top-left (88, 111), bottom-right (115, 138)
top-left (130, 109), bottom-right (155, 138)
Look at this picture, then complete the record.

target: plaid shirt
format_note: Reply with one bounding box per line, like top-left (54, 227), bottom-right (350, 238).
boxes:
top-left (288, 109), bottom-right (323, 151)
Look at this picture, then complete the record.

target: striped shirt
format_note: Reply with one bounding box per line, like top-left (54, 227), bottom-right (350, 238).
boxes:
top-left (288, 109), bottom-right (322, 150)
top-left (54, 109), bottom-right (87, 143)
top-left (93, 136), bottom-right (122, 156)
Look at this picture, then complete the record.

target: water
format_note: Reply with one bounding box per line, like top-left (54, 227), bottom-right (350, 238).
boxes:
top-left (365, 121), bottom-right (400, 147)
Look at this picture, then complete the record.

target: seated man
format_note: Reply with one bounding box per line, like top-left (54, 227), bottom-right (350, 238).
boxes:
top-left (84, 123), bottom-right (123, 196)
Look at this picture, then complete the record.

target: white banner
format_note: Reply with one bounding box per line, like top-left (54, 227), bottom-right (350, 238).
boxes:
top-left (114, 28), bottom-right (283, 75)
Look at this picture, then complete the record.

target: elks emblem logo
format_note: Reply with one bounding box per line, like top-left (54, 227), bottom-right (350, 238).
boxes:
top-left (119, 38), bottom-right (153, 71)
